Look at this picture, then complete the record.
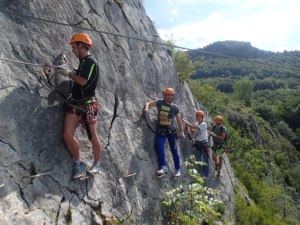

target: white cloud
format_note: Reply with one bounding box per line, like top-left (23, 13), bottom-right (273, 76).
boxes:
top-left (158, 6), bottom-right (300, 49)
top-left (296, 45), bottom-right (300, 50)
top-left (243, 0), bottom-right (287, 8)
top-left (168, 0), bottom-right (171, 4)
top-left (170, 17), bottom-right (174, 22)
top-left (172, 9), bottom-right (178, 15)
top-left (273, 46), bottom-right (290, 52)
top-left (208, 12), bottom-right (222, 20)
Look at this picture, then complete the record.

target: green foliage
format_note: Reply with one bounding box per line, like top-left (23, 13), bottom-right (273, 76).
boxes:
top-left (187, 42), bottom-right (300, 139)
top-left (215, 202), bottom-right (226, 216)
top-left (116, 211), bottom-right (135, 224)
top-left (188, 80), bottom-right (231, 115)
top-left (253, 104), bottom-right (274, 123)
top-left (188, 81), bottom-right (300, 224)
top-left (115, 0), bottom-right (127, 7)
top-left (163, 155), bottom-right (223, 224)
top-left (233, 79), bottom-right (254, 107)
top-left (148, 52), bottom-right (154, 60)
top-left (65, 207), bottom-right (72, 225)
top-left (166, 35), bottom-right (203, 82)
top-left (174, 51), bottom-right (202, 82)
top-left (288, 164), bottom-right (300, 192)
top-left (275, 121), bottom-right (297, 140)
top-left (234, 190), bottom-right (291, 225)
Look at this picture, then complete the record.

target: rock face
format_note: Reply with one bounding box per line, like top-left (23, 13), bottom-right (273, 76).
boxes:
top-left (0, 0), bottom-right (239, 224)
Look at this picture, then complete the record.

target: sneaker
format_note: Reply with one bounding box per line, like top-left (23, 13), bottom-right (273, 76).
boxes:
top-left (157, 165), bottom-right (169, 175)
top-left (73, 162), bottom-right (88, 179)
top-left (202, 176), bottom-right (209, 181)
top-left (215, 163), bottom-right (219, 172)
top-left (175, 169), bottom-right (181, 177)
top-left (88, 162), bottom-right (101, 175)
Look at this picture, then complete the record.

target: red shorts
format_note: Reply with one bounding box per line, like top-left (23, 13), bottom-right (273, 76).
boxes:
top-left (65, 101), bottom-right (98, 124)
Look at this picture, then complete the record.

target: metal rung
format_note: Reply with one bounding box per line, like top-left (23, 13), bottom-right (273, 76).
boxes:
top-left (123, 173), bottom-right (137, 178)
top-left (23, 170), bottom-right (53, 178)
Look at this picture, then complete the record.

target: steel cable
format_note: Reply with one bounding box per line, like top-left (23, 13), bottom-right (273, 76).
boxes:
top-left (1, 9), bottom-right (300, 72)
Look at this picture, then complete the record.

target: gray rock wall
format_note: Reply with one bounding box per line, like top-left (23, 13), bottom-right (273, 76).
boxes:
top-left (0, 0), bottom-right (238, 224)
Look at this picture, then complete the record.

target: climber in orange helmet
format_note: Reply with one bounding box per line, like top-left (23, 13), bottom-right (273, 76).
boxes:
top-left (208, 116), bottom-right (227, 177)
top-left (184, 111), bottom-right (210, 178)
top-left (142, 88), bottom-right (184, 177)
top-left (56, 33), bottom-right (102, 179)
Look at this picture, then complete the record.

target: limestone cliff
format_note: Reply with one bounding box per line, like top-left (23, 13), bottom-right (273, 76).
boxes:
top-left (0, 1), bottom-right (241, 224)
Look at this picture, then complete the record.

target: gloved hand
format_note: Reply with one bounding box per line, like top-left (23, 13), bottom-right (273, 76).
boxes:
top-left (208, 131), bottom-right (216, 137)
top-left (179, 131), bottom-right (185, 138)
top-left (73, 68), bottom-right (78, 74)
top-left (182, 119), bottom-right (188, 123)
top-left (56, 67), bottom-right (71, 77)
top-left (142, 109), bottom-right (147, 116)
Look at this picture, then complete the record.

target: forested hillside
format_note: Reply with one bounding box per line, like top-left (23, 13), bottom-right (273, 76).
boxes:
top-left (188, 41), bottom-right (300, 149)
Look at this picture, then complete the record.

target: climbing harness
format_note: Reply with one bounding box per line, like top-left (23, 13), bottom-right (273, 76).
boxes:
top-left (194, 140), bottom-right (209, 151)
top-left (157, 127), bottom-right (180, 139)
top-left (194, 141), bottom-right (210, 159)
top-left (212, 143), bottom-right (227, 154)
top-left (64, 97), bottom-right (97, 141)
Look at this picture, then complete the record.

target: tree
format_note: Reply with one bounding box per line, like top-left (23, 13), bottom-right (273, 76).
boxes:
top-left (254, 104), bottom-right (274, 123)
top-left (275, 121), bottom-right (297, 140)
top-left (233, 79), bottom-right (254, 107)
top-left (166, 35), bottom-right (202, 82)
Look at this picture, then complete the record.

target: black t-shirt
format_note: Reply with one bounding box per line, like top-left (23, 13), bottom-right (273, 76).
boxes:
top-left (72, 55), bottom-right (99, 100)
top-left (156, 99), bottom-right (180, 129)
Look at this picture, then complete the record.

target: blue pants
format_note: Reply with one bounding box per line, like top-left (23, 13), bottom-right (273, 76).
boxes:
top-left (156, 129), bottom-right (180, 170)
top-left (195, 142), bottom-right (210, 177)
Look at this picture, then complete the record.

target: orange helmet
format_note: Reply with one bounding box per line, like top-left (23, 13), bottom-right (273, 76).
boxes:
top-left (215, 116), bottom-right (223, 121)
top-left (196, 111), bottom-right (204, 116)
top-left (70, 33), bottom-right (92, 48)
top-left (164, 88), bottom-right (175, 95)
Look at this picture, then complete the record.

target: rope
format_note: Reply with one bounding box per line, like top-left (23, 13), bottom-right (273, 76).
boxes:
top-left (1, 9), bottom-right (300, 72)
top-left (0, 10), bottom-right (224, 123)
top-left (0, 56), bottom-right (208, 120)
top-left (0, 57), bottom-right (42, 67)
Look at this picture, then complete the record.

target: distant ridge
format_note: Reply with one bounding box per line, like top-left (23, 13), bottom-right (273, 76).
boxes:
top-left (188, 40), bottom-right (279, 59)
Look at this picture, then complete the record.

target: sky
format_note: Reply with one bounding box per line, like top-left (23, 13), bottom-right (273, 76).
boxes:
top-left (143, 0), bottom-right (300, 52)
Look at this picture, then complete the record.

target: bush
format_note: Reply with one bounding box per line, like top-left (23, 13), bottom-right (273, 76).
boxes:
top-left (275, 121), bottom-right (297, 140)
top-left (163, 155), bottom-right (223, 224)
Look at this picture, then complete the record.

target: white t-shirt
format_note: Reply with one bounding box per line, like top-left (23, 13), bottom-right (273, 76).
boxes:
top-left (193, 122), bottom-right (208, 142)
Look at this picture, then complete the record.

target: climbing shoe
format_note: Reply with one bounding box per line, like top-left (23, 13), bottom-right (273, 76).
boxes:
top-left (73, 162), bottom-right (88, 179)
top-left (215, 163), bottom-right (219, 172)
top-left (217, 170), bottom-right (221, 177)
top-left (202, 176), bottom-right (209, 181)
top-left (175, 169), bottom-right (181, 177)
top-left (88, 162), bottom-right (101, 175)
top-left (157, 165), bottom-right (169, 175)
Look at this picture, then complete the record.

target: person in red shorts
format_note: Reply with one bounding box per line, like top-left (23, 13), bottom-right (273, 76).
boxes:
top-left (56, 33), bottom-right (102, 179)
